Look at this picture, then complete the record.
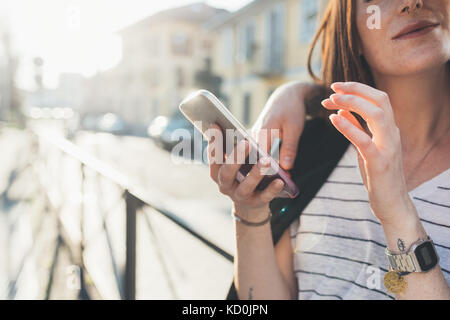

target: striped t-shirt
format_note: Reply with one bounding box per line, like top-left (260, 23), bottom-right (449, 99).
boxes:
top-left (289, 144), bottom-right (450, 300)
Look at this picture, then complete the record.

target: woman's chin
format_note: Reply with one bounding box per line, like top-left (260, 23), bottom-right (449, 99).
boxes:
top-left (376, 52), bottom-right (449, 76)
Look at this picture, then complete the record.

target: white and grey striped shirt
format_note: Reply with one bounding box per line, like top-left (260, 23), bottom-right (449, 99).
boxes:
top-left (290, 144), bottom-right (450, 300)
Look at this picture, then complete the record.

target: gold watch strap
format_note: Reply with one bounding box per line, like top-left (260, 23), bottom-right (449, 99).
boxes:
top-left (385, 236), bottom-right (432, 273)
top-left (385, 248), bottom-right (420, 273)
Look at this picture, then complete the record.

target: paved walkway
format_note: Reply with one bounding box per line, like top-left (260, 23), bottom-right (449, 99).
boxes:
top-left (0, 127), bottom-right (63, 299)
top-left (0, 126), bottom-right (235, 299)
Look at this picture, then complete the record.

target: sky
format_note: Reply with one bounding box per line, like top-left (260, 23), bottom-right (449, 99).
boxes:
top-left (0, 0), bottom-right (253, 90)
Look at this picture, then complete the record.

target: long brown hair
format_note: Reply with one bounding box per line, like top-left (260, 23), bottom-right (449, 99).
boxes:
top-left (305, 0), bottom-right (374, 120)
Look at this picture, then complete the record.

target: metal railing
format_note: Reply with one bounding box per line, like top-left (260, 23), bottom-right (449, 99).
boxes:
top-left (33, 129), bottom-right (233, 300)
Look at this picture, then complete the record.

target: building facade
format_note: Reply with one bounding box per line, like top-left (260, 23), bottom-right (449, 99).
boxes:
top-left (208, 0), bottom-right (329, 127)
top-left (80, 0), bottom-right (330, 131)
top-left (82, 3), bottom-right (227, 130)
top-left (0, 29), bottom-right (13, 120)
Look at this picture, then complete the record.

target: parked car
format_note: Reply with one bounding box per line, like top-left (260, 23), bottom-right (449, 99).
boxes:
top-left (81, 114), bottom-right (102, 131)
top-left (98, 113), bottom-right (128, 135)
top-left (147, 116), bottom-right (169, 140)
top-left (150, 110), bottom-right (207, 161)
top-left (81, 113), bottom-right (129, 135)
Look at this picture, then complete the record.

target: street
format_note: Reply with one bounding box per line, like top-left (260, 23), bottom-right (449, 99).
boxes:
top-left (74, 130), bottom-right (236, 299)
top-left (0, 124), bottom-right (236, 299)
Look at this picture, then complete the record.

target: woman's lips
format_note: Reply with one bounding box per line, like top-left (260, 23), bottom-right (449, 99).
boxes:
top-left (392, 22), bottom-right (440, 40)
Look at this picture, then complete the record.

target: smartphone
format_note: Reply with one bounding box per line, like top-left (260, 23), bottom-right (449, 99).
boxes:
top-left (179, 90), bottom-right (299, 199)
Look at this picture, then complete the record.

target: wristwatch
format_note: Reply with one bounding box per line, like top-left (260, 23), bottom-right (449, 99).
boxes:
top-left (385, 236), bottom-right (440, 273)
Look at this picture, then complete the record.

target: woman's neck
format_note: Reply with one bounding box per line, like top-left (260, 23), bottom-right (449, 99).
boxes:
top-left (373, 64), bottom-right (450, 155)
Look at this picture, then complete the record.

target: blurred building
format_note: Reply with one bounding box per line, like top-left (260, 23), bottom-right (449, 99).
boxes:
top-left (208, 0), bottom-right (329, 127)
top-left (83, 2), bottom-right (228, 132)
top-left (27, 72), bottom-right (84, 110)
top-left (0, 27), bottom-right (13, 120)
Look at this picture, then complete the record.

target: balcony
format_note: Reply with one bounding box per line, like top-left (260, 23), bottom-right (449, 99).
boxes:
top-left (248, 43), bottom-right (285, 78)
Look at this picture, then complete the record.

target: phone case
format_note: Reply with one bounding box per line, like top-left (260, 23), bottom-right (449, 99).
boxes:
top-left (179, 90), bottom-right (299, 199)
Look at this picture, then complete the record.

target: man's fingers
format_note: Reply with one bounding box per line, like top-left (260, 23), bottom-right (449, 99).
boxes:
top-left (279, 122), bottom-right (302, 170)
top-left (253, 123), bottom-right (281, 157)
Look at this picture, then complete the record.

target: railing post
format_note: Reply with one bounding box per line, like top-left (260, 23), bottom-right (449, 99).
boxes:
top-left (124, 190), bottom-right (138, 300)
top-left (78, 162), bottom-right (89, 299)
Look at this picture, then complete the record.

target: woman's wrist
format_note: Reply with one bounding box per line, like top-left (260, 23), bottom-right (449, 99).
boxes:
top-left (376, 192), bottom-right (416, 227)
top-left (233, 205), bottom-right (273, 241)
top-left (232, 210), bottom-right (272, 227)
top-left (232, 204), bottom-right (271, 223)
top-left (379, 198), bottom-right (427, 254)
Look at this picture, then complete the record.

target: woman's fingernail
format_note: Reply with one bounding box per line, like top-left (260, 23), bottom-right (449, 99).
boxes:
top-left (283, 156), bottom-right (292, 166)
top-left (331, 82), bottom-right (344, 90)
top-left (259, 157), bottom-right (270, 166)
top-left (276, 179), bottom-right (285, 188)
top-left (329, 114), bottom-right (339, 122)
top-left (330, 93), bottom-right (341, 102)
top-left (205, 124), bottom-right (216, 139)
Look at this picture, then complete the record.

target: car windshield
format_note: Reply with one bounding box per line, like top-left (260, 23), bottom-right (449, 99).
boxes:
top-left (166, 110), bottom-right (192, 129)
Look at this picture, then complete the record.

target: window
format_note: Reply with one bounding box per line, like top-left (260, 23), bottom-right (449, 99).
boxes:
top-left (147, 35), bottom-right (160, 56)
top-left (243, 93), bottom-right (251, 126)
top-left (148, 67), bottom-right (160, 87)
top-left (202, 39), bottom-right (212, 51)
top-left (171, 32), bottom-right (191, 55)
top-left (203, 57), bottom-right (212, 72)
top-left (222, 28), bottom-right (234, 67)
top-left (175, 67), bottom-right (186, 88)
top-left (265, 3), bottom-right (285, 72)
top-left (151, 99), bottom-right (159, 118)
top-left (299, 0), bottom-right (319, 43)
top-left (238, 21), bottom-right (255, 62)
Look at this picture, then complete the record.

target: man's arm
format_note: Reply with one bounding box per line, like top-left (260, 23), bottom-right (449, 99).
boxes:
top-left (252, 81), bottom-right (318, 170)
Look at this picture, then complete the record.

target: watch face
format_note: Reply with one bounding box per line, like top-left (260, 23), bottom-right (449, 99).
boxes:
top-left (415, 242), bottom-right (439, 272)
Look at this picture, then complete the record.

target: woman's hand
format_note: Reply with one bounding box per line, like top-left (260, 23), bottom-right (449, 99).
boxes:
top-left (252, 82), bottom-right (316, 170)
top-left (321, 82), bottom-right (417, 226)
top-left (206, 124), bottom-right (285, 220)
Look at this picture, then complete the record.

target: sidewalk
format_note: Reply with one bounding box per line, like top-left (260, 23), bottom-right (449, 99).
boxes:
top-left (0, 128), bottom-right (63, 299)
top-left (0, 127), bottom-right (235, 299)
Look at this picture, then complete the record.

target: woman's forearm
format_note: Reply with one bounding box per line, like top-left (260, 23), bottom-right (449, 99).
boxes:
top-left (204, 132), bottom-right (290, 299)
top-left (381, 199), bottom-right (450, 300)
top-left (269, 81), bottom-right (318, 112)
top-left (233, 212), bottom-right (292, 300)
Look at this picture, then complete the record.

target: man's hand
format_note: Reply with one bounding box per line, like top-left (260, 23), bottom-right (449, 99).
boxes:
top-left (252, 81), bottom-right (316, 170)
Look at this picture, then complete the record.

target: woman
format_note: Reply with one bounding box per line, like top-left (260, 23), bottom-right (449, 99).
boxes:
top-left (207, 0), bottom-right (450, 299)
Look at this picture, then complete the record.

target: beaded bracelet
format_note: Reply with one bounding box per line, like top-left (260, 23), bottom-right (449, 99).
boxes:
top-left (231, 210), bottom-right (272, 227)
